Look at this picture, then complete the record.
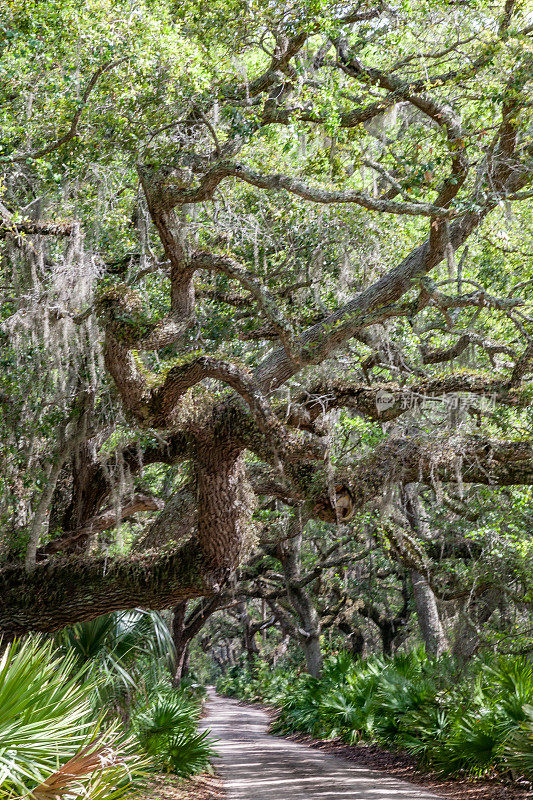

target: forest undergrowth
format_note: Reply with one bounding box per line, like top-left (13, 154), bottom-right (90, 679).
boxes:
top-left (217, 649), bottom-right (533, 792)
top-left (0, 617), bottom-right (216, 799)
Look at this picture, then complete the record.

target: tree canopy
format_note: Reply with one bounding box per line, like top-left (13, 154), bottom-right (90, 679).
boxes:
top-left (1, 0), bottom-right (532, 656)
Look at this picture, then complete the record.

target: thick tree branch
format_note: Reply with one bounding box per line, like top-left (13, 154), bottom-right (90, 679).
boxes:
top-left (334, 435), bottom-right (533, 513)
top-left (0, 202), bottom-right (74, 240)
top-left (0, 541), bottom-right (212, 636)
top-left (255, 160), bottom-right (532, 392)
top-left (284, 373), bottom-right (529, 428)
top-left (39, 494), bottom-right (164, 557)
top-left (165, 160), bottom-right (459, 216)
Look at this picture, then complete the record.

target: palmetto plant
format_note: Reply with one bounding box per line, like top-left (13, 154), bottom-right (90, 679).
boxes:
top-left (0, 637), bottom-right (144, 799)
top-left (29, 740), bottom-right (141, 800)
top-left (504, 704), bottom-right (533, 780)
top-left (483, 657), bottom-right (533, 724)
top-left (434, 710), bottom-right (509, 776)
top-left (57, 609), bottom-right (175, 686)
top-left (57, 609), bottom-right (176, 722)
top-left (397, 706), bottom-right (452, 765)
top-left (221, 649), bottom-right (533, 783)
top-left (133, 692), bottom-right (216, 777)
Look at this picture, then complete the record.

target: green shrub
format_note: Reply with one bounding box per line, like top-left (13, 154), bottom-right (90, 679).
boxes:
top-left (57, 610), bottom-right (175, 690)
top-left (219, 649), bottom-right (533, 784)
top-left (133, 690), bottom-right (216, 777)
top-left (504, 704), bottom-right (533, 779)
top-left (0, 637), bottom-right (144, 799)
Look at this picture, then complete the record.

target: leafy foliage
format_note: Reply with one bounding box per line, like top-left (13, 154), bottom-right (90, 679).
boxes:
top-left (219, 650), bottom-right (533, 781)
top-left (57, 610), bottom-right (215, 779)
top-left (1, 0), bottom-right (533, 791)
top-left (0, 637), bottom-right (144, 799)
top-left (505, 705), bottom-right (533, 780)
top-left (57, 609), bottom-right (176, 703)
top-left (133, 690), bottom-right (216, 777)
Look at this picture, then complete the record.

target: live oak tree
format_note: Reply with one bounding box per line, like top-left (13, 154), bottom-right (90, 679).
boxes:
top-left (198, 484), bottom-right (533, 676)
top-left (1, 0), bottom-right (533, 640)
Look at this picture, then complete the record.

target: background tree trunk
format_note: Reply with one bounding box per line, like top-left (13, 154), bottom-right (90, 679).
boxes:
top-left (171, 601), bottom-right (189, 687)
top-left (279, 513), bottom-right (323, 678)
top-left (337, 619), bottom-right (365, 659)
top-left (452, 590), bottom-right (500, 662)
top-left (301, 630), bottom-right (323, 678)
top-left (410, 570), bottom-right (449, 657)
top-left (402, 485), bottom-right (449, 656)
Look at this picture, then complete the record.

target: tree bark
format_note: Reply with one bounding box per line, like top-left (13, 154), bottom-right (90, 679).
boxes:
top-left (41, 493), bottom-right (164, 557)
top-left (196, 443), bottom-right (248, 572)
top-left (238, 601), bottom-right (261, 670)
top-left (337, 619), bottom-right (365, 659)
top-left (62, 443), bottom-right (108, 534)
top-left (452, 589), bottom-right (500, 662)
top-left (171, 601), bottom-right (190, 687)
top-left (402, 485), bottom-right (449, 657)
top-left (170, 595), bottom-right (226, 685)
top-left (410, 570), bottom-right (449, 658)
top-left (279, 513), bottom-right (323, 678)
top-left (360, 581), bottom-right (411, 657)
top-left (0, 541), bottom-right (210, 636)
top-left (301, 630), bottom-right (323, 678)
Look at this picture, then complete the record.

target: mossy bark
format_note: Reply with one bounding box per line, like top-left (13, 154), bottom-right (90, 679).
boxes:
top-left (0, 541), bottom-right (211, 636)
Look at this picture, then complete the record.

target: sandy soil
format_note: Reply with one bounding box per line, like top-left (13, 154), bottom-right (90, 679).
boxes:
top-left (139, 772), bottom-right (226, 800)
top-left (141, 693), bottom-right (533, 800)
top-left (283, 732), bottom-right (533, 800)
top-left (202, 690), bottom-right (441, 799)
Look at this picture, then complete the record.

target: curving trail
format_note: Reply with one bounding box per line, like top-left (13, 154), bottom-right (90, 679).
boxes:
top-left (202, 689), bottom-right (442, 800)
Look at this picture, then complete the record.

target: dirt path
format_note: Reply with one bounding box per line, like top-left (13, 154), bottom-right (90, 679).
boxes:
top-left (202, 689), bottom-right (442, 799)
